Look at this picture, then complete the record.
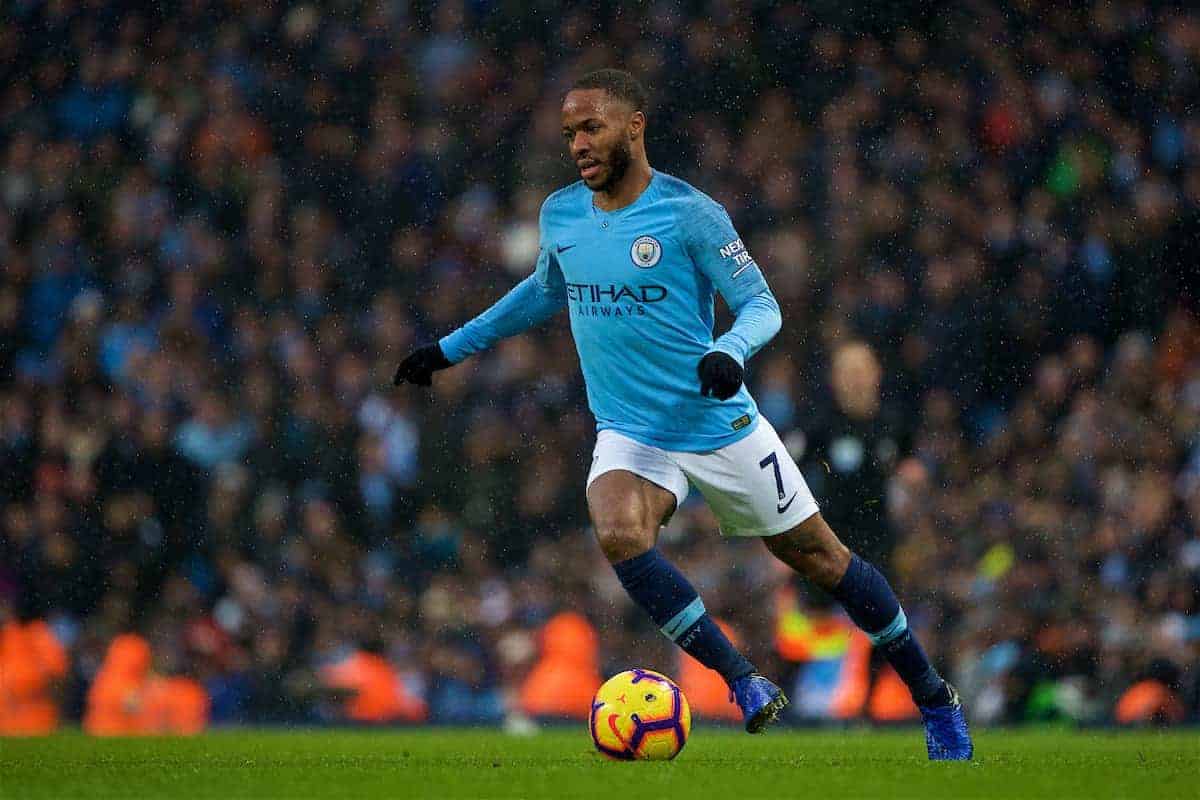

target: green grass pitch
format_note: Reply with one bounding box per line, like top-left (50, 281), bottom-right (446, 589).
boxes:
top-left (3, 728), bottom-right (1197, 799)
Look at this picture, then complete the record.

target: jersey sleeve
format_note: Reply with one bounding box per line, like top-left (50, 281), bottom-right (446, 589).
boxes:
top-left (682, 199), bottom-right (782, 365)
top-left (439, 203), bottom-right (567, 363)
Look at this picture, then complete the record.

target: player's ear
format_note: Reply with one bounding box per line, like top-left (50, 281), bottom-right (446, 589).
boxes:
top-left (629, 110), bottom-right (645, 140)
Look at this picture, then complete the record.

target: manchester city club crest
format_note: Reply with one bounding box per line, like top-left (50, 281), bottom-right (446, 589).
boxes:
top-left (630, 235), bottom-right (662, 268)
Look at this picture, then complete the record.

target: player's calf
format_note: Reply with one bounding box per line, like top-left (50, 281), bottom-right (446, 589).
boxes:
top-left (764, 514), bottom-right (960, 716)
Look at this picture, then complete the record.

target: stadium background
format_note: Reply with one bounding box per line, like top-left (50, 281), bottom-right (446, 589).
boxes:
top-left (1, 0), bottom-right (1199, 734)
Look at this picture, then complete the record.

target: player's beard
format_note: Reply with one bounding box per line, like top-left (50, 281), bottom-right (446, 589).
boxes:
top-left (594, 138), bottom-right (631, 194)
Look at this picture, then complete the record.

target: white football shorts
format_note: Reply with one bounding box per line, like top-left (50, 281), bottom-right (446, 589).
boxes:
top-left (586, 417), bottom-right (819, 537)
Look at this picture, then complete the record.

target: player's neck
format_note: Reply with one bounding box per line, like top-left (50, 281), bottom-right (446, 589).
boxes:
top-left (593, 161), bottom-right (653, 212)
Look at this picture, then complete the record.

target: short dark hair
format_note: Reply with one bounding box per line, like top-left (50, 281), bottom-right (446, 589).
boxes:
top-left (571, 69), bottom-right (648, 113)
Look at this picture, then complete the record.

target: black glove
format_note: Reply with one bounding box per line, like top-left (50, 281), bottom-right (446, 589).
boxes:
top-left (394, 343), bottom-right (452, 387)
top-left (698, 351), bottom-right (743, 400)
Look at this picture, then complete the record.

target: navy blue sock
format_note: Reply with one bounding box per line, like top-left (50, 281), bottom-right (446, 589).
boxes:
top-left (613, 548), bottom-right (755, 686)
top-left (830, 554), bottom-right (950, 706)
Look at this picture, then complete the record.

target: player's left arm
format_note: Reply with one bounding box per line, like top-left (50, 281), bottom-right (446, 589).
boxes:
top-left (685, 202), bottom-right (782, 399)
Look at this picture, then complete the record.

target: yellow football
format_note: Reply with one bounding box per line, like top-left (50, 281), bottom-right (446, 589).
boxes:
top-left (589, 668), bottom-right (691, 760)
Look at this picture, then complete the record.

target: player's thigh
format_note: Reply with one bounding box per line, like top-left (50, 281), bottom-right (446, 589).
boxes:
top-left (586, 431), bottom-right (687, 560)
top-left (673, 418), bottom-right (818, 538)
top-left (586, 470), bottom-right (678, 531)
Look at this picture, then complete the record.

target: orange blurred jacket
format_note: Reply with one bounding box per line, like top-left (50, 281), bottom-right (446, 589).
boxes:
top-left (1115, 679), bottom-right (1185, 725)
top-left (519, 612), bottom-right (602, 719)
top-left (85, 634), bottom-right (212, 735)
top-left (321, 651), bottom-right (427, 723)
top-left (678, 617), bottom-right (742, 722)
top-left (84, 633), bottom-right (153, 735)
top-left (0, 619), bottom-right (68, 735)
top-left (867, 666), bottom-right (919, 722)
top-left (142, 676), bottom-right (211, 735)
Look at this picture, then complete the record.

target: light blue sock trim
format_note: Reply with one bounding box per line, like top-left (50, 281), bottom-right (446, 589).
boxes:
top-left (869, 608), bottom-right (908, 646)
top-left (660, 597), bottom-right (706, 641)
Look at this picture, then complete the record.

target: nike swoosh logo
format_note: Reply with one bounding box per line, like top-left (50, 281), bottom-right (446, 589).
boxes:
top-left (556, 244), bottom-right (576, 253)
top-left (777, 492), bottom-right (798, 514)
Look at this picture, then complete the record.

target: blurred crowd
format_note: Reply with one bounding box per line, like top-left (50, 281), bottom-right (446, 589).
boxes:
top-left (2, 0), bottom-right (1199, 733)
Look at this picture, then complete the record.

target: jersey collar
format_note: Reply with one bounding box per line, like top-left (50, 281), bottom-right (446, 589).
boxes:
top-left (590, 169), bottom-right (659, 218)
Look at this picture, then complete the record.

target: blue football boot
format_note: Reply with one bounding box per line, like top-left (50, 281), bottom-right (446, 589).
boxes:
top-left (731, 673), bottom-right (789, 733)
top-left (919, 682), bottom-right (973, 760)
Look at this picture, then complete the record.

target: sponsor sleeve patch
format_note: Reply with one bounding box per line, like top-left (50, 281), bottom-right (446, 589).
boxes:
top-left (718, 238), bottom-right (756, 277)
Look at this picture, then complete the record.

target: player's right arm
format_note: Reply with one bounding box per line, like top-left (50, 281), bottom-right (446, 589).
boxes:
top-left (394, 210), bottom-right (567, 387)
top-left (438, 259), bottom-right (566, 361)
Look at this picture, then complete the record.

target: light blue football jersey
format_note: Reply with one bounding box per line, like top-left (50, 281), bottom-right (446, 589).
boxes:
top-left (440, 170), bottom-right (781, 452)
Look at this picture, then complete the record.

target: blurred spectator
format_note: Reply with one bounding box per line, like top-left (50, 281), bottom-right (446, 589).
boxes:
top-left (83, 633), bottom-right (154, 735)
top-left (801, 341), bottom-right (901, 569)
top-left (0, 598), bottom-right (68, 735)
top-left (319, 640), bottom-right (427, 724)
top-left (866, 667), bottom-right (920, 723)
top-left (84, 632), bottom-right (210, 736)
top-left (140, 673), bottom-right (210, 735)
top-left (518, 612), bottom-right (602, 720)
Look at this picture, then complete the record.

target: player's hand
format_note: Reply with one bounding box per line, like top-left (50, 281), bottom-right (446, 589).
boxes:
top-left (394, 344), bottom-right (452, 387)
top-left (698, 351), bottom-right (743, 400)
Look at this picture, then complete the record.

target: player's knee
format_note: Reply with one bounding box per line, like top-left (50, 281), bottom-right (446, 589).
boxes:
top-left (764, 516), bottom-right (851, 589)
top-left (593, 517), bottom-right (656, 563)
top-left (772, 540), bottom-right (846, 588)
top-left (588, 477), bottom-right (662, 562)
